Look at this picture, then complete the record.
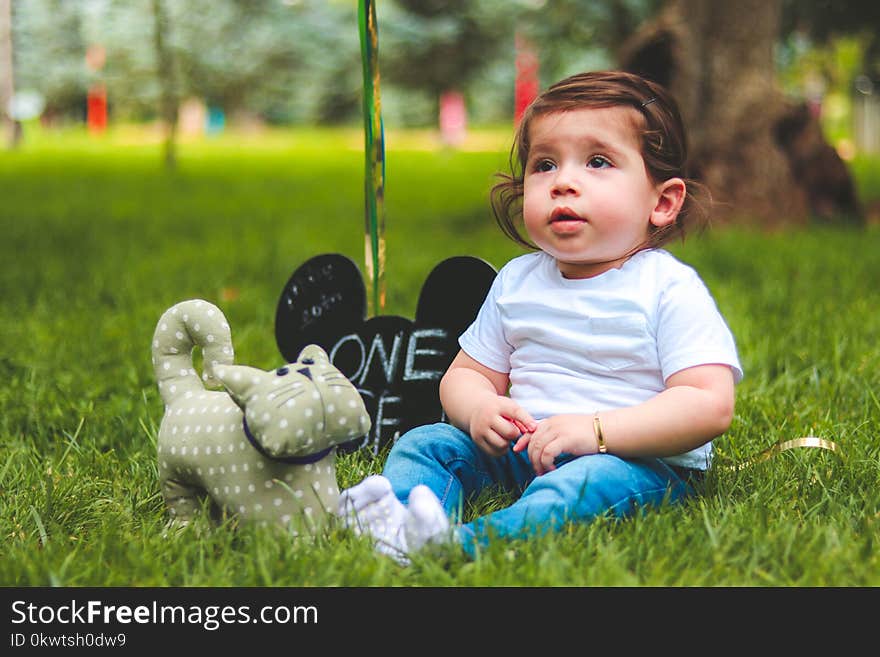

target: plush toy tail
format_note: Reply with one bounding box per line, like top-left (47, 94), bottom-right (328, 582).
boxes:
top-left (151, 299), bottom-right (234, 407)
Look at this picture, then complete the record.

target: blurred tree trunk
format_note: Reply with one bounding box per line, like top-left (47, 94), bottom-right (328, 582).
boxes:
top-left (618, 0), bottom-right (862, 226)
top-left (151, 0), bottom-right (178, 169)
top-left (0, 0), bottom-right (21, 149)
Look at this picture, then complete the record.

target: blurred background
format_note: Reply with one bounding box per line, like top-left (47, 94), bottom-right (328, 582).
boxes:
top-left (3, 1), bottom-right (880, 588)
top-left (1, 0), bottom-right (879, 223)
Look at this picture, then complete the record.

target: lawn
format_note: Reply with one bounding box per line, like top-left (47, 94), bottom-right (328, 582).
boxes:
top-left (1, 125), bottom-right (879, 586)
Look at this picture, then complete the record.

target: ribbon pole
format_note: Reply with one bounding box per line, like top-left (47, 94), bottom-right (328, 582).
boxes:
top-left (358, 0), bottom-right (386, 317)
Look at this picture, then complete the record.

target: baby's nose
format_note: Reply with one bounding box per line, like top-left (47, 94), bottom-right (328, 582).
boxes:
top-left (551, 168), bottom-right (580, 196)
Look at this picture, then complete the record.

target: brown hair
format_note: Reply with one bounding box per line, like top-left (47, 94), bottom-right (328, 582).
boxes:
top-left (491, 70), bottom-right (710, 251)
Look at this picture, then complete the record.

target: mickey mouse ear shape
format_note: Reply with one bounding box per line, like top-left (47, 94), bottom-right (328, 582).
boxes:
top-left (275, 254), bottom-right (367, 363)
top-left (415, 256), bottom-right (497, 336)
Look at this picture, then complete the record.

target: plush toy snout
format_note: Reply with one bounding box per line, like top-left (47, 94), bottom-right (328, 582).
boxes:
top-left (215, 346), bottom-right (371, 460)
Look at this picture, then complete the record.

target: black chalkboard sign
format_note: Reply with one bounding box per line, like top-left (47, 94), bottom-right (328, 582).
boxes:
top-left (275, 253), bottom-right (497, 455)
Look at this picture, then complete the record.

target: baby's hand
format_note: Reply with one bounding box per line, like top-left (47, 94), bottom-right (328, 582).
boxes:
top-left (504, 416), bottom-right (532, 435)
top-left (469, 397), bottom-right (536, 457)
top-left (515, 414), bottom-right (594, 475)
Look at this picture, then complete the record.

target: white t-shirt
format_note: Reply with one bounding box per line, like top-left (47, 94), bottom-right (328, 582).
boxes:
top-left (458, 249), bottom-right (743, 470)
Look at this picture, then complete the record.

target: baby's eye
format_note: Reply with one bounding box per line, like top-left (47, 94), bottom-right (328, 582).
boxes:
top-left (533, 159), bottom-right (556, 173)
top-left (587, 156), bottom-right (611, 169)
top-left (275, 367), bottom-right (290, 376)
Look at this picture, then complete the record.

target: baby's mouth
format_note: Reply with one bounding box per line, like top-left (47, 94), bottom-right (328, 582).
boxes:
top-left (550, 207), bottom-right (585, 223)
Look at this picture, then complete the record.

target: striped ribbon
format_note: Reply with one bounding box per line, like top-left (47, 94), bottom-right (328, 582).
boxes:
top-left (729, 435), bottom-right (842, 471)
top-left (358, 0), bottom-right (386, 317)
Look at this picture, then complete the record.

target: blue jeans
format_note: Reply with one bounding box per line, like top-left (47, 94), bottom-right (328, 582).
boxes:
top-left (382, 422), bottom-right (702, 558)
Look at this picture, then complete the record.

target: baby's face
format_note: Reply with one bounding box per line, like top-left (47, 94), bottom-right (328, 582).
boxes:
top-left (521, 107), bottom-right (670, 279)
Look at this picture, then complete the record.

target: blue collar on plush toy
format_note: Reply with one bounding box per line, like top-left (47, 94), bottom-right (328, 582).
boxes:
top-left (242, 418), bottom-right (334, 465)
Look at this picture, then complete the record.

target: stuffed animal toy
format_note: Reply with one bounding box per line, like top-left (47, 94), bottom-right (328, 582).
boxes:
top-left (152, 299), bottom-right (371, 530)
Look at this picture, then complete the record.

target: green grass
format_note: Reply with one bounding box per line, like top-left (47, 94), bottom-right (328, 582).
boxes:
top-left (2, 125), bottom-right (880, 586)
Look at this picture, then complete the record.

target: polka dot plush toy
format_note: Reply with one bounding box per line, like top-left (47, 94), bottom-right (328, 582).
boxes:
top-left (152, 299), bottom-right (371, 530)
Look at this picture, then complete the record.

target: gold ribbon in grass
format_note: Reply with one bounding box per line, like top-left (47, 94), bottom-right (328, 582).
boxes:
top-left (729, 435), bottom-right (842, 471)
top-left (358, 0), bottom-right (386, 317)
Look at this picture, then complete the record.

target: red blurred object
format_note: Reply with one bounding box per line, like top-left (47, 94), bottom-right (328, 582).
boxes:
top-left (439, 90), bottom-right (467, 146)
top-left (514, 33), bottom-right (539, 126)
top-left (87, 83), bottom-right (107, 134)
top-left (85, 45), bottom-right (107, 134)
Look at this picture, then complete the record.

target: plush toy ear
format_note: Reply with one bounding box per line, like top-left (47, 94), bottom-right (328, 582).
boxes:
top-left (415, 255), bottom-right (497, 335)
top-left (214, 364), bottom-right (266, 409)
top-left (275, 254), bottom-right (367, 363)
top-left (296, 344), bottom-right (331, 364)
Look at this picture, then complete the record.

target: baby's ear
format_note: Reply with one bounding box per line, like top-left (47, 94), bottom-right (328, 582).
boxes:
top-left (214, 365), bottom-right (268, 408)
top-left (650, 177), bottom-right (687, 228)
top-left (275, 254), bottom-right (367, 363)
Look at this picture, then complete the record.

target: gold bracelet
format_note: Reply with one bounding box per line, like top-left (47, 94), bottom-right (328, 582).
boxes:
top-left (593, 413), bottom-right (607, 454)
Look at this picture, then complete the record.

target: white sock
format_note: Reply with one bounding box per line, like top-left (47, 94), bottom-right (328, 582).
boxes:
top-left (338, 477), bottom-right (454, 563)
top-left (404, 485), bottom-right (452, 553)
top-left (337, 475), bottom-right (409, 559)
